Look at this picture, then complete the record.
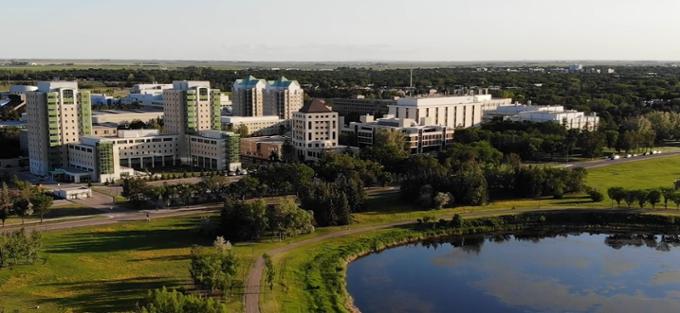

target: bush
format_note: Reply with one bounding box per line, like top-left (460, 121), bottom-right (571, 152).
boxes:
top-left (588, 190), bottom-right (604, 202)
top-left (137, 287), bottom-right (227, 313)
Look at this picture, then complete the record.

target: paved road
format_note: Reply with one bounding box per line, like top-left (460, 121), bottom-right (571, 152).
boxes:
top-left (0, 203), bottom-right (222, 233)
top-left (563, 151), bottom-right (680, 170)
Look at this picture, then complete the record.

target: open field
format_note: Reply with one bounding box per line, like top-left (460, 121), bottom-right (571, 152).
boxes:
top-left (586, 154), bottom-right (680, 200)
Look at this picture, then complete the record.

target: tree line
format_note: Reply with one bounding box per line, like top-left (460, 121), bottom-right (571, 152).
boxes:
top-left (607, 187), bottom-right (680, 209)
top-left (0, 179), bottom-right (54, 226)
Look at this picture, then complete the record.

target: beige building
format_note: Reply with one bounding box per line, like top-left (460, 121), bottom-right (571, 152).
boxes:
top-left (26, 81), bottom-right (92, 176)
top-left (264, 77), bottom-right (304, 119)
top-left (163, 81), bottom-right (222, 162)
top-left (91, 124), bottom-right (119, 137)
top-left (221, 115), bottom-right (286, 136)
top-left (187, 130), bottom-right (241, 171)
top-left (232, 76), bottom-right (266, 117)
top-left (66, 129), bottom-right (178, 183)
top-left (342, 114), bottom-right (454, 154)
top-left (291, 99), bottom-right (340, 161)
top-left (390, 95), bottom-right (512, 130)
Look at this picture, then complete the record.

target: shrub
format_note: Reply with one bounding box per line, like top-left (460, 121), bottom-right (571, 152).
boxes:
top-left (588, 189), bottom-right (604, 202)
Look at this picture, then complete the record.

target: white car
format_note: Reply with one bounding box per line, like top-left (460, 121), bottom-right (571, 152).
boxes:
top-left (610, 155), bottom-right (620, 160)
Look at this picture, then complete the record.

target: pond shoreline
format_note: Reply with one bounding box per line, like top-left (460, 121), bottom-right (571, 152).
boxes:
top-left (331, 211), bottom-right (680, 313)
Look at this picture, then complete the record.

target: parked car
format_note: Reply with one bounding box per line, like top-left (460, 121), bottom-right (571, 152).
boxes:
top-left (610, 155), bottom-right (621, 160)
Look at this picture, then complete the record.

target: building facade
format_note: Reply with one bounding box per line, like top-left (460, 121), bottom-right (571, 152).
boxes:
top-left (328, 96), bottom-right (395, 123)
top-left (187, 130), bottom-right (241, 171)
top-left (221, 115), bottom-right (287, 136)
top-left (232, 76), bottom-right (266, 117)
top-left (264, 77), bottom-right (304, 119)
top-left (485, 104), bottom-right (600, 131)
top-left (291, 99), bottom-right (339, 161)
top-left (389, 95), bottom-right (511, 130)
top-left (342, 114), bottom-right (454, 154)
top-left (240, 135), bottom-right (287, 162)
top-left (26, 81), bottom-right (92, 176)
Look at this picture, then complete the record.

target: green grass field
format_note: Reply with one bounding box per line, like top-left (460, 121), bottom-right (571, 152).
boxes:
top-left (586, 155), bottom-right (680, 200)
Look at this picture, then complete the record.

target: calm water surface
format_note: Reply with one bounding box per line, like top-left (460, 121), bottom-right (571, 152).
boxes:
top-left (346, 232), bottom-right (680, 313)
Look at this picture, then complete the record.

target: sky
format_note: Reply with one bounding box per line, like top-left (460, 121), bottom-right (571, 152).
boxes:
top-left (3, 0), bottom-right (680, 61)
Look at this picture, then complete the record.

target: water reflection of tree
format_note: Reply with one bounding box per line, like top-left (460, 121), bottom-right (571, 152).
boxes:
top-left (604, 234), bottom-right (680, 251)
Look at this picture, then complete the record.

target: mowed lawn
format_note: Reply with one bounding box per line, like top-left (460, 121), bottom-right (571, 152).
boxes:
top-left (586, 155), bottom-right (680, 198)
top-left (0, 215), bottom-right (257, 313)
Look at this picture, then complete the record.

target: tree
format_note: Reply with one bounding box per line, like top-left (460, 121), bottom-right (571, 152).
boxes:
top-left (220, 199), bottom-right (268, 241)
top-left (12, 199), bottom-right (33, 224)
top-left (266, 198), bottom-right (314, 240)
top-left (138, 287), bottom-right (227, 313)
top-left (0, 183), bottom-right (12, 227)
top-left (360, 128), bottom-right (408, 172)
top-left (451, 214), bottom-right (464, 228)
top-left (636, 190), bottom-right (649, 209)
top-left (189, 246), bottom-right (238, 295)
top-left (263, 253), bottom-right (275, 291)
top-left (31, 193), bottom-right (53, 223)
top-left (433, 192), bottom-right (453, 209)
top-left (236, 124), bottom-right (249, 138)
top-left (661, 187), bottom-right (675, 209)
top-left (607, 187), bottom-right (625, 208)
top-left (624, 190), bottom-right (636, 208)
top-left (588, 189), bottom-right (604, 202)
top-left (647, 189), bottom-right (661, 209)
top-left (671, 192), bottom-right (680, 209)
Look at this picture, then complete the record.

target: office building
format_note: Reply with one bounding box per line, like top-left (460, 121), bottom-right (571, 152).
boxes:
top-left (26, 81), bottom-right (92, 176)
top-left (221, 115), bottom-right (287, 136)
top-left (484, 104), bottom-right (599, 130)
top-left (328, 96), bottom-right (396, 123)
top-left (264, 76), bottom-right (304, 119)
top-left (122, 83), bottom-right (173, 108)
top-left (291, 99), bottom-right (340, 161)
top-left (187, 130), bottom-right (241, 171)
top-left (342, 114), bottom-right (454, 154)
top-left (389, 95), bottom-right (511, 130)
top-left (232, 76), bottom-right (266, 116)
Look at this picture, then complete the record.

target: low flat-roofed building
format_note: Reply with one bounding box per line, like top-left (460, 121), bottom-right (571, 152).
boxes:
top-left (92, 108), bottom-right (163, 125)
top-left (52, 186), bottom-right (92, 200)
top-left (342, 114), bottom-right (454, 154)
top-left (485, 104), bottom-right (599, 131)
top-left (221, 115), bottom-right (286, 136)
top-left (91, 123), bottom-right (119, 137)
top-left (240, 135), bottom-right (286, 161)
top-left (328, 96), bottom-right (396, 123)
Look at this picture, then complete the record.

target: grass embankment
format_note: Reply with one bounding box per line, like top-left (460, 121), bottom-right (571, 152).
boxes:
top-left (262, 211), bottom-right (680, 313)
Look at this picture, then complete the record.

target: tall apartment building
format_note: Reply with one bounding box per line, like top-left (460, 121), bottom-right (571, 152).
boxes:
top-left (163, 81), bottom-right (221, 162)
top-left (389, 95), bottom-right (511, 130)
top-left (264, 77), bottom-right (304, 119)
top-left (232, 76), bottom-right (266, 116)
top-left (291, 99), bottom-right (339, 161)
top-left (26, 81), bottom-right (92, 176)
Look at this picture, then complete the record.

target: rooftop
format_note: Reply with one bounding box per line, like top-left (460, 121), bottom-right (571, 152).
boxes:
top-left (300, 99), bottom-right (333, 113)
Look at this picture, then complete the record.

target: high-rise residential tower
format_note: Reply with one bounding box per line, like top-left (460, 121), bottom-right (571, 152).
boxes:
top-left (291, 99), bottom-right (339, 161)
top-left (264, 76), bottom-right (304, 119)
top-left (163, 81), bottom-right (221, 162)
top-left (232, 75), bottom-right (266, 116)
top-left (26, 81), bottom-right (92, 176)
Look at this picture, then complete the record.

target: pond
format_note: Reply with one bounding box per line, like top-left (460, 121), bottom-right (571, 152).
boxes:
top-left (346, 232), bottom-right (680, 313)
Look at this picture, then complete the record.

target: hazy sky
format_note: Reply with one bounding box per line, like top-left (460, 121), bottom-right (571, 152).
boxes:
top-left (3, 0), bottom-right (680, 61)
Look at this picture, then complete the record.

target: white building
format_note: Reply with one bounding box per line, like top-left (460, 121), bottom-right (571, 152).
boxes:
top-left (121, 83), bottom-right (173, 108)
top-left (342, 114), bottom-right (454, 154)
top-left (92, 109), bottom-right (163, 125)
top-left (389, 95), bottom-right (511, 130)
top-left (291, 99), bottom-right (340, 161)
top-left (485, 104), bottom-right (599, 131)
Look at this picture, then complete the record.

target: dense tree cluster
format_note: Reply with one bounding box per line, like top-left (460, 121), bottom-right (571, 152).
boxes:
top-left (0, 180), bottom-right (54, 226)
top-left (400, 143), bottom-right (588, 208)
top-left (0, 228), bottom-right (42, 268)
top-left (220, 198), bottom-right (313, 242)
